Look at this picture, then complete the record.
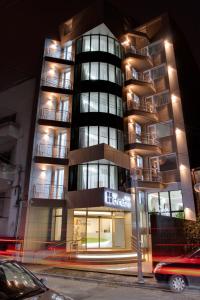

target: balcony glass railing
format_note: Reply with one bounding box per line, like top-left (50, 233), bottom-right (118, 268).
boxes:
top-left (32, 184), bottom-right (65, 199)
top-left (39, 108), bottom-right (71, 122)
top-left (127, 133), bottom-right (160, 146)
top-left (45, 48), bottom-right (74, 61)
top-left (126, 71), bottom-right (153, 84)
top-left (126, 100), bottom-right (156, 113)
top-left (135, 168), bottom-right (162, 182)
top-left (41, 75), bottom-right (73, 90)
top-left (36, 144), bottom-right (68, 159)
top-left (124, 45), bottom-right (150, 57)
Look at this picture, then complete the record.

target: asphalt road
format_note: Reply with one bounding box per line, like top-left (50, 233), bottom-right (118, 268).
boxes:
top-left (41, 274), bottom-right (200, 300)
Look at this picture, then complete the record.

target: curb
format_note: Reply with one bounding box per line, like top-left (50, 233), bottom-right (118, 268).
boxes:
top-left (36, 271), bottom-right (159, 290)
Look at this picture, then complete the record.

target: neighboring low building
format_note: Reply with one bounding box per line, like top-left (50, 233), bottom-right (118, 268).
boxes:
top-left (0, 79), bottom-right (35, 238)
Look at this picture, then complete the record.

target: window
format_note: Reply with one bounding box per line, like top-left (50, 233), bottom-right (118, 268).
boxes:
top-left (148, 193), bottom-right (159, 213)
top-left (77, 163), bottom-right (118, 190)
top-left (79, 92), bottom-right (123, 117)
top-left (90, 92), bottom-right (98, 112)
top-left (170, 190), bottom-right (183, 211)
top-left (90, 62), bottom-right (98, 80)
top-left (81, 63), bottom-right (89, 80)
top-left (100, 35), bottom-right (107, 52)
top-left (80, 93), bottom-right (89, 112)
top-left (79, 126), bottom-right (124, 150)
top-left (79, 127), bottom-right (88, 148)
top-left (88, 164), bottom-right (98, 188)
top-left (89, 126), bottom-right (98, 146)
top-left (109, 64), bottom-right (115, 82)
top-left (76, 34), bottom-right (122, 58)
top-left (78, 165), bottom-right (87, 190)
top-left (148, 190), bottom-right (184, 218)
top-left (109, 94), bottom-right (116, 115)
top-left (82, 36), bottom-right (90, 52)
top-left (99, 126), bottom-right (108, 144)
top-left (99, 93), bottom-right (108, 113)
top-left (109, 128), bottom-right (117, 149)
top-left (100, 63), bottom-right (108, 81)
top-left (159, 192), bottom-right (170, 215)
top-left (91, 35), bottom-right (99, 51)
top-left (51, 208), bottom-right (62, 241)
top-left (81, 62), bottom-right (122, 85)
top-left (110, 165), bottom-right (118, 189)
top-left (108, 37), bottom-right (115, 54)
top-left (99, 165), bottom-right (108, 187)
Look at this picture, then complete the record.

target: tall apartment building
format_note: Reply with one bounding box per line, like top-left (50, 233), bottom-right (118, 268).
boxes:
top-left (13, 1), bottom-right (196, 261)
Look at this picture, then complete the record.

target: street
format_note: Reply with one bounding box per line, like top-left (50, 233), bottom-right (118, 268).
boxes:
top-left (40, 274), bottom-right (200, 300)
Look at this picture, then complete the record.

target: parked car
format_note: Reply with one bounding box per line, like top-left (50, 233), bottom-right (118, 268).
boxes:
top-left (0, 259), bottom-right (69, 299)
top-left (154, 248), bottom-right (200, 292)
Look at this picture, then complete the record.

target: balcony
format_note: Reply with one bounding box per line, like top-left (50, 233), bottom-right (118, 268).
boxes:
top-left (124, 71), bottom-right (155, 96)
top-left (125, 133), bottom-right (161, 156)
top-left (32, 184), bottom-right (65, 200)
top-left (35, 144), bottom-right (68, 158)
top-left (39, 108), bottom-right (71, 124)
top-left (126, 168), bottom-right (164, 189)
top-left (123, 46), bottom-right (153, 71)
top-left (44, 47), bottom-right (74, 62)
top-left (125, 100), bottom-right (158, 123)
top-left (41, 75), bottom-right (73, 94)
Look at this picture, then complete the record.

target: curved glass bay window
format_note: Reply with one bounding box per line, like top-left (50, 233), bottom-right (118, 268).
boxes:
top-left (76, 34), bottom-right (122, 58)
top-left (80, 92), bottom-right (123, 117)
top-left (81, 62), bottom-right (122, 85)
top-left (77, 163), bottom-right (118, 190)
top-left (79, 126), bottom-right (124, 150)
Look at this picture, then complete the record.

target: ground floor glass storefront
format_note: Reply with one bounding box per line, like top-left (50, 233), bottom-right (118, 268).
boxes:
top-left (73, 210), bottom-right (128, 249)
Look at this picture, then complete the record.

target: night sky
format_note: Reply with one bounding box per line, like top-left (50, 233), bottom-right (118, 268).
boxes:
top-left (0, 0), bottom-right (200, 166)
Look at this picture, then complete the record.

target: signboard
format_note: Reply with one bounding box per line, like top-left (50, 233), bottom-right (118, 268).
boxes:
top-left (104, 190), bottom-right (132, 210)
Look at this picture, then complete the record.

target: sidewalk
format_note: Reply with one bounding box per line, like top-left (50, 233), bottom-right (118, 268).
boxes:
top-left (27, 264), bottom-right (156, 289)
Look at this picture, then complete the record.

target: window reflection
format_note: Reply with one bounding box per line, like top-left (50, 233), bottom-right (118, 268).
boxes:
top-left (79, 126), bottom-right (124, 150)
top-left (148, 190), bottom-right (184, 218)
top-left (77, 163), bottom-right (118, 190)
top-left (80, 92), bottom-right (123, 117)
top-left (81, 62), bottom-right (122, 85)
top-left (77, 34), bottom-right (122, 58)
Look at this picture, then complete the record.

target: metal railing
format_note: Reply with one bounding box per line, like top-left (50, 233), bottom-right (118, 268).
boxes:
top-left (32, 184), bottom-right (65, 199)
top-left (41, 75), bottom-right (73, 90)
top-left (128, 133), bottom-right (160, 146)
top-left (36, 144), bottom-right (68, 159)
top-left (45, 48), bottom-right (74, 61)
top-left (39, 108), bottom-right (71, 122)
top-left (126, 100), bottom-right (156, 113)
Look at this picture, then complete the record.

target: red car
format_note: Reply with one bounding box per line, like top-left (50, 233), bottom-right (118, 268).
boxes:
top-left (154, 248), bottom-right (200, 292)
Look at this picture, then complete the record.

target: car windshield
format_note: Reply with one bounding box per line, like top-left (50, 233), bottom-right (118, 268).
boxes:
top-left (0, 261), bottom-right (46, 300)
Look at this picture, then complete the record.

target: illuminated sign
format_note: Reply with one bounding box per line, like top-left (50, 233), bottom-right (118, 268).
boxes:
top-left (104, 190), bottom-right (132, 210)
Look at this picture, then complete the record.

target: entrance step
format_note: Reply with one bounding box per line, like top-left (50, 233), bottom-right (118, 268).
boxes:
top-left (46, 250), bottom-right (144, 264)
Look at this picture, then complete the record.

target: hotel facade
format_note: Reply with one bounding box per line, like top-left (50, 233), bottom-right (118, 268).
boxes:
top-left (14, 2), bottom-right (196, 262)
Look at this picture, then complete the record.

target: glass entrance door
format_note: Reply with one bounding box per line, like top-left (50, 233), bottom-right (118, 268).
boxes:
top-left (87, 218), bottom-right (99, 248)
top-left (100, 218), bottom-right (112, 248)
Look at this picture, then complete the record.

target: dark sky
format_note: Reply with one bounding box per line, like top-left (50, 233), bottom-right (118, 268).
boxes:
top-left (0, 0), bottom-right (200, 91)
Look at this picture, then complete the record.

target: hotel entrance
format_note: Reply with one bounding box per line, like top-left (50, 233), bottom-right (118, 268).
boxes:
top-left (73, 210), bottom-right (127, 249)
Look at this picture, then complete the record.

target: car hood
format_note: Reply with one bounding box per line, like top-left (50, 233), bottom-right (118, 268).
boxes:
top-left (23, 289), bottom-right (64, 300)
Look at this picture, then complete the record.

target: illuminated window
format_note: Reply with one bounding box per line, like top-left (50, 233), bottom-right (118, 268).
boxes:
top-left (51, 208), bottom-right (62, 241)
